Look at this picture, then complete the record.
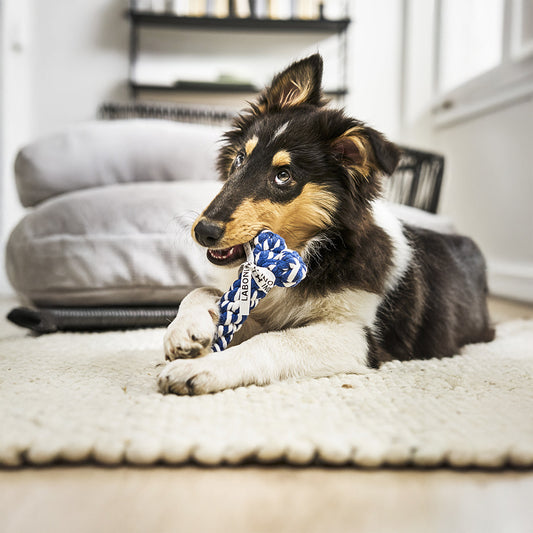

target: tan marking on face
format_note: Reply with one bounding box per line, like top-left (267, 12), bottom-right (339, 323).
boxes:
top-left (335, 127), bottom-right (377, 179)
top-left (272, 150), bottom-right (291, 167)
top-left (217, 183), bottom-right (338, 251)
top-left (245, 135), bottom-right (259, 156)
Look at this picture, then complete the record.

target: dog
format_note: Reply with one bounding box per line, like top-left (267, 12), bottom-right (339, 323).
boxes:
top-left (158, 54), bottom-right (494, 395)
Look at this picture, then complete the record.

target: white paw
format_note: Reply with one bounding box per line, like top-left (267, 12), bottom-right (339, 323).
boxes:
top-left (158, 357), bottom-right (231, 395)
top-left (163, 313), bottom-right (216, 361)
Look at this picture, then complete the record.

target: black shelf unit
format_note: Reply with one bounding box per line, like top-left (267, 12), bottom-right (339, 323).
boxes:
top-left (128, 10), bottom-right (350, 32)
top-left (127, 10), bottom-right (350, 100)
top-left (130, 81), bottom-right (257, 94)
top-left (129, 81), bottom-right (348, 96)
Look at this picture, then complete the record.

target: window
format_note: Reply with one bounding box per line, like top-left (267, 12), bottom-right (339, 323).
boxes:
top-left (438, 0), bottom-right (505, 93)
top-left (512, 0), bottom-right (533, 60)
top-left (434, 0), bottom-right (533, 126)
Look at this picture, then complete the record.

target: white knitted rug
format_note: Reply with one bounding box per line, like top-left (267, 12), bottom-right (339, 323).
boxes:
top-left (1, 314), bottom-right (532, 468)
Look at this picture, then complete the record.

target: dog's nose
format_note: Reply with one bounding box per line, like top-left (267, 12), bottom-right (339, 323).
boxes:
top-left (194, 218), bottom-right (224, 247)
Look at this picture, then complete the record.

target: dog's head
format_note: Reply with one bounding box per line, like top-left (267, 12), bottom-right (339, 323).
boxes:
top-left (192, 54), bottom-right (399, 266)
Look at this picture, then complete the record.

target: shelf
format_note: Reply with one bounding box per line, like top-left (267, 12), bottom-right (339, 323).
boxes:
top-left (126, 10), bottom-right (350, 101)
top-left (127, 10), bottom-right (350, 33)
top-left (131, 81), bottom-right (258, 93)
top-left (130, 81), bottom-right (348, 96)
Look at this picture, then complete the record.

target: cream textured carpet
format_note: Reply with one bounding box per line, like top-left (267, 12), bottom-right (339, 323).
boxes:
top-left (1, 312), bottom-right (533, 468)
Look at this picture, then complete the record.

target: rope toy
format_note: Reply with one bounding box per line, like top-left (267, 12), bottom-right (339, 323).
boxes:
top-left (212, 231), bottom-right (307, 352)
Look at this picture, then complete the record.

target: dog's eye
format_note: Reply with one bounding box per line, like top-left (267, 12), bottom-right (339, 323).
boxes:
top-left (274, 169), bottom-right (292, 186)
top-left (233, 152), bottom-right (245, 169)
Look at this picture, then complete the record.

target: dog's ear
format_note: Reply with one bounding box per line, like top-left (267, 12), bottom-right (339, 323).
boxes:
top-left (365, 127), bottom-right (400, 176)
top-left (331, 125), bottom-right (400, 178)
top-left (256, 54), bottom-right (326, 112)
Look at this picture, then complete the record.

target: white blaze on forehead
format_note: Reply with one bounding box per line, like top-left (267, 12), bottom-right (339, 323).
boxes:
top-left (245, 135), bottom-right (259, 155)
top-left (272, 121), bottom-right (289, 141)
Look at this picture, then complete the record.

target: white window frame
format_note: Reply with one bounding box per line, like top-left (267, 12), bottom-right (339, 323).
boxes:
top-left (432, 0), bottom-right (533, 127)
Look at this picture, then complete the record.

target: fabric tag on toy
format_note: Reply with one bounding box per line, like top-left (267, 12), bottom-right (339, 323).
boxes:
top-left (239, 263), bottom-right (276, 316)
top-left (239, 263), bottom-right (253, 316)
top-left (250, 264), bottom-right (276, 292)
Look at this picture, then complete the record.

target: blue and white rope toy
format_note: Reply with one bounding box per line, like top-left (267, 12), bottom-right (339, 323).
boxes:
top-left (212, 231), bottom-right (307, 352)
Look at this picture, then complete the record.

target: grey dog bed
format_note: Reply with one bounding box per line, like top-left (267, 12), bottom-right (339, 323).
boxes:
top-left (8, 121), bottom-right (225, 308)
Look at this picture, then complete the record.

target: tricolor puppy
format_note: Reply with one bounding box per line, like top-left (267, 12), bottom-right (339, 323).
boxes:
top-left (159, 54), bottom-right (494, 395)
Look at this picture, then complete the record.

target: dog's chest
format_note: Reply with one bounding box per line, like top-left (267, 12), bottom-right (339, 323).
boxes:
top-left (212, 264), bottom-right (382, 332)
top-left (250, 287), bottom-right (309, 330)
top-left (251, 286), bottom-right (382, 332)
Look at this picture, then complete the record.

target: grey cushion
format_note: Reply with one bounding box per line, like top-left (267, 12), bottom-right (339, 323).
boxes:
top-left (14, 120), bottom-right (224, 207)
top-left (6, 181), bottom-right (222, 306)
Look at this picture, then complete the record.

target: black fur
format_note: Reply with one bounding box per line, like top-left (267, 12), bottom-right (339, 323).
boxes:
top-left (200, 53), bottom-right (494, 365)
top-left (373, 226), bottom-right (495, 362)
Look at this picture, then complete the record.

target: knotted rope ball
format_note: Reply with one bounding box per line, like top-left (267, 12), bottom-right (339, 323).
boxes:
top-left (212, 231), bottom-right (307, 352)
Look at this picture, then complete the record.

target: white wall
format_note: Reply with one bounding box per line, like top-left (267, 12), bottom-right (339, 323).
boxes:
top-left (1, 0), bottom-right (33, 293)
top-left (345, 0), bottom-right (403, 140)
top-left (401, 0), bottom-right (533, 302)
top-left (27, 0), bottom-right (129, 140)
top-left (0, 0), bottom-right (129, 294)
top-left (436, 100), bottom-right (533, 301)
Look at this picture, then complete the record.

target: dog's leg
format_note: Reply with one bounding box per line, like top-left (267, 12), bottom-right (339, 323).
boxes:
top-left (164, 287), bottom-right (222, 360)
top-left (158, 321), bottom-right (371, 395)
top-left (164, 286), bottom-right (266, 360)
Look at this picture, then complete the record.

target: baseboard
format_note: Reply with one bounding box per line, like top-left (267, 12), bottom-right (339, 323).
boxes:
top-left (487, 260), bottom-right (533, 304)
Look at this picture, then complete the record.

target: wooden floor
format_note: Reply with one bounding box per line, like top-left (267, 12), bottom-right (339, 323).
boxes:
top-left (1, 296), bottom-right (533, 533)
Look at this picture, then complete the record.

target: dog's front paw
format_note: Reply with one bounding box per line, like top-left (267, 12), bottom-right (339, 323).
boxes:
top-left (163, 314), bottom-right (216, 361)
top-left (158, 358), bottom-right (229, 395)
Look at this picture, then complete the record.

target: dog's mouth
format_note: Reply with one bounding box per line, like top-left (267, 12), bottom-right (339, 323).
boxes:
top-left (206, 244), bottom-right (246, 266)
